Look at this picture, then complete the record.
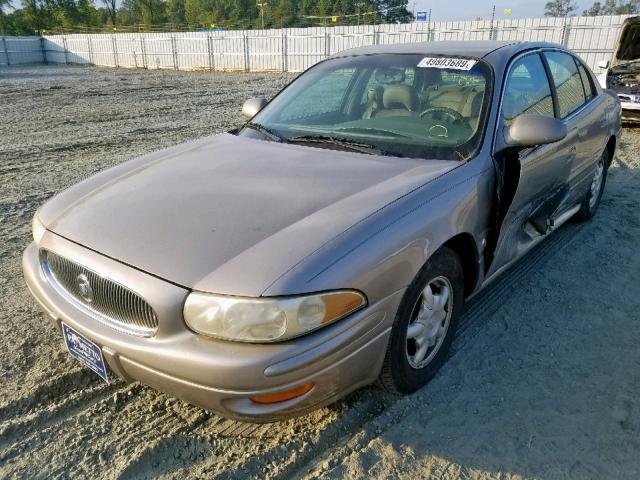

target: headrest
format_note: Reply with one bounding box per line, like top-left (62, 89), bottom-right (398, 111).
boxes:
top-left (382, 84), bottom-right (417, 111)
top-left (463, 89), bottom-right (484, 117)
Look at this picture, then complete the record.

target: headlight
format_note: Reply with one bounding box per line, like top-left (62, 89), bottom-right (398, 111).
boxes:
top-left (32, 211), bottom-right (46, 245)
top-left (183, 290), bottom-right (367, 342)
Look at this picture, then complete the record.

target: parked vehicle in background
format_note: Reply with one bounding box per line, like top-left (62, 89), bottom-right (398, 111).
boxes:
top-left (23, 40), bottom-right (621, 422)
top-left (597, 16), bottom-right (640, 123)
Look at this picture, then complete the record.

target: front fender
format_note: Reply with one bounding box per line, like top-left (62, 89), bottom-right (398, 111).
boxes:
top-left (263, 159), bottom-right (494, 304)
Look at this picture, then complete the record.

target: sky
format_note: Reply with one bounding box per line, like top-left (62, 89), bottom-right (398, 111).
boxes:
top-left (411, 0), bottom-right (596, 21)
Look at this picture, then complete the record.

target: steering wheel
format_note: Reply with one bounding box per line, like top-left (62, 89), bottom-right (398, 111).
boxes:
top-left (419, 106), bottom-right (465, 124)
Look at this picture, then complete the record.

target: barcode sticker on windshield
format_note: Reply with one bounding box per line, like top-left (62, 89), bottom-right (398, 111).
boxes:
top-left (417, 57), bottom-right (477, 70)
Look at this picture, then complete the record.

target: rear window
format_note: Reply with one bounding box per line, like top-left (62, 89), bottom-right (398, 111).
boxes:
top-left (576, 61), bottom-right (595, 102)
top-left (544, 51), bottom-right (587, 119)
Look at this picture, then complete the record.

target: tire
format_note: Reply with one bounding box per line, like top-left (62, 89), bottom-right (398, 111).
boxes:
top-left (575, 149), bottom-right (609, 222)
top-left (379, 247), bottom-right (464, 394)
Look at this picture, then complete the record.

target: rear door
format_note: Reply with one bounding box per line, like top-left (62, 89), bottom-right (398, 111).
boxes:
top-left (543, 51), bottom-right (604, 204)
top-left (485, 51), bottom-right (576, 277)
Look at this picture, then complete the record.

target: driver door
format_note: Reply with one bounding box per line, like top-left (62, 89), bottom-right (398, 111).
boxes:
top-left (485, 52), bottom-right (576, 278)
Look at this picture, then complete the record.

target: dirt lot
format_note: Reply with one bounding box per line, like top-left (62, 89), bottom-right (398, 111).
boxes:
top-left (1, 65), bottom-right (639, 480)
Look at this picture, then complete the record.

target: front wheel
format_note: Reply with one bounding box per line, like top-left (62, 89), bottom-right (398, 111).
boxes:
top-left (575, 150), bottom-right (608, 222)
top-left (379, 247), bottom-right (464, 394)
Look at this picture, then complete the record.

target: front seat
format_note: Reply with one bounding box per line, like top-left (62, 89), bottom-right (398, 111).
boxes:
top-left (462, 88), bottom-right (485, 130)
top-left (374, 84), bottom-right (418, 118)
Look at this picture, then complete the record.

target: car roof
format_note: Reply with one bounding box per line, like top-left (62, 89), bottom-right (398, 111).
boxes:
top-left (328, 40), bottom-right (562, 61)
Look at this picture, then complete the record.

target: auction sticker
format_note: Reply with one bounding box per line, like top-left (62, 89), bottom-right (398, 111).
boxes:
top-left (417, 57), bottom-right (478, 70)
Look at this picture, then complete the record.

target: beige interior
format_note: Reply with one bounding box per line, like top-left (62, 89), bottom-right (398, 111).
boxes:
top-left (376, 84), bottom-right (418, 117)
top-left (424, 85), bottom-right (485, 129)
top-left (363, 82), bottom-right (485, 130)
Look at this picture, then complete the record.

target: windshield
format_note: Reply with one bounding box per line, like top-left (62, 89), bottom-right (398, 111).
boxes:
top-left (238, 54), bottom-right (492, 161)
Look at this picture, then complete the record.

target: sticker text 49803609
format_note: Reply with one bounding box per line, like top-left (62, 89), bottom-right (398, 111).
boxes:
top-left (417, 57), bottom-right (478, 70)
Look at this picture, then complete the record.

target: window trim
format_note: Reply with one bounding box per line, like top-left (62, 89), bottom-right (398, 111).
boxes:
top-left (574, 58), bottom-right (591, 101)
top-left (542, 50), bottom-right (590, 120)
top-left (573, 55), bottom-right (597, 103)
top-left (540, 52), bottom-right (560, 118)
top-left (492, 47), bottom-right (604, 156)
top-left (542, 48), bottom-right (609, 124)
top-left (575, 58), bottom-right (591, 101)
top-left (492, 49), bottom-right (557, 154)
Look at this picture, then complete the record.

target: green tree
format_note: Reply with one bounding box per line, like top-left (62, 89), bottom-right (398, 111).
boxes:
top-left (167, 0), bottom-right (186, 24)
top-left (21, 0), bottom-right (51, 31)
top-left (584, 0), bottom-right (605, 14)
top-left (101, 0), bottom-right (117, 26)
top-left (232, 0), bottom-right (255, 24)
top-left (583, 0), bottom-right (639, 15)
top-left (136, 0), bottom-right (167, 24)
top-left (4, 9), bottom-right (38, 34)
top-left (184, 0), bottom-right (211, 24)
top-left (334, 0), bottom-right (354, 19)
top-left (269, 0), bottom-right (297, 27)
top-left (544, 0), bottom-right (577, 16)
top-left (0, 0), bottom-right (14, 34)
top-left (378, 0), bottom-right (412, 23)
top-left (314, 0), bottom-right (333, 21)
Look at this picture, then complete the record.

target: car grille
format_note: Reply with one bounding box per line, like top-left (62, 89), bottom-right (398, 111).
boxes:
top-left (42, 250), bottom-right (158, 337)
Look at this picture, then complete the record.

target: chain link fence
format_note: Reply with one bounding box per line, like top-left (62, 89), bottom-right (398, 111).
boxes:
top-left (0, 14), bottom-right (633, 72)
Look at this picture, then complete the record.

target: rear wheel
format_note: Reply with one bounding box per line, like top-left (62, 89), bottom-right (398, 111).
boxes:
top-left (576, 150), bottom-right (608, 222)
top-left (379, 247), bottom-right (464, 394)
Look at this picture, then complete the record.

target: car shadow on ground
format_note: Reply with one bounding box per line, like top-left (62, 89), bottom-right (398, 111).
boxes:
top-left (296, 161), bottom-right (640, 479)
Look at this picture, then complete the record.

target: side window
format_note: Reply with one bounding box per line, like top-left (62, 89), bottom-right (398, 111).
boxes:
top-left (502, 53), bottom-right (554, 125)
top-left (576, 59), bottom-right (595, 102)
top-left (544, 51), bottom-right (587, 118)
top-left (278, 68), bottom-right (356, 121)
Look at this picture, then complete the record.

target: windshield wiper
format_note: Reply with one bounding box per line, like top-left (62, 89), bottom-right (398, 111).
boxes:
top-left (243, 122), bottom-right (285, 142)
top-left (287, 135), bottom-right (385, 155)
top-left (335, 126), bottom-right (413, 139)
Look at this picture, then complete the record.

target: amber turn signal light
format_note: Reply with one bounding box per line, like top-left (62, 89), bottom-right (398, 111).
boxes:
top-left (251, 383), bottom-right (314, 404)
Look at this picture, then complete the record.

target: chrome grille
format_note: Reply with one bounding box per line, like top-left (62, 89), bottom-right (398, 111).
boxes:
top-left (42, 250), bottom-right (158, 337)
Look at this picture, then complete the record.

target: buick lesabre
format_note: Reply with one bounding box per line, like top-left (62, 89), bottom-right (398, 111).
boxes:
top-left (23, 40), bottom-right (621, 421)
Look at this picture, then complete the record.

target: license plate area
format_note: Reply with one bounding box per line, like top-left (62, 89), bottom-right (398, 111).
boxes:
top-left (62, 322), bottom-right (109, 382)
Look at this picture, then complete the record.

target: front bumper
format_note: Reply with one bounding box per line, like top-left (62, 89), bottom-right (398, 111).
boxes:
top-left (22, 234), bottom-right (402, 422)
top-left (619, 99), bottom-right (640, 123)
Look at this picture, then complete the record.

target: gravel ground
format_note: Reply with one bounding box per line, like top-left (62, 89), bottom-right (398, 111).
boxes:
top-left (1, 65), bottom-right (639, 480)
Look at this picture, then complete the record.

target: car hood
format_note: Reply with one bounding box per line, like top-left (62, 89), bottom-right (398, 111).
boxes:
top-left (612, 16), bottom-right (640, 66)
top-left (41, 133), bottom-right (458, 296)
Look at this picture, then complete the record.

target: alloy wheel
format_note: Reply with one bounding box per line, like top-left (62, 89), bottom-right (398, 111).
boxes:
top-left (405, 276), bottom-right (453, 369)
top-left (589, 159), bottom-right (605, 210)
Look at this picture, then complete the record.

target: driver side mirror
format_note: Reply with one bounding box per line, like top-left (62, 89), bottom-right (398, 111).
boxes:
top-left (242, 97), bottom-right (268, 121)
top-left (597, 60), bottom-right (609, 69)
top-left (504, 114), bottom-right (567, 148)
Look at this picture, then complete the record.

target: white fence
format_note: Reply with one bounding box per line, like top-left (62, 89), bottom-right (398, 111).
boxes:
top-left (0, 36), bottom-right (45, 66)
top-left (0, 14), bottom-right (633, 72)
